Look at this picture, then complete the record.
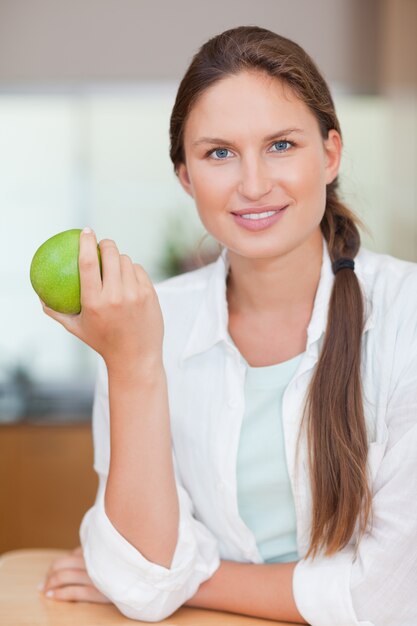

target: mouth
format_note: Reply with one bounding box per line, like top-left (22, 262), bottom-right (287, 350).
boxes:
top-left (231, 205), bottom-right (288, 220)
top-left (231, 205), bottom-right (288, 231)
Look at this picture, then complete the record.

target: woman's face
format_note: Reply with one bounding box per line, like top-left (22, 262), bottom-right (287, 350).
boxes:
top-left (177, 71), bottom-right (342, 260)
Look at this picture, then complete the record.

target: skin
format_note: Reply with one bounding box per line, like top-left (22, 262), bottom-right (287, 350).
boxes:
top-left (177, 70), bottom-right (341, 324)
top-left (40, 70), bottom-right (341, 621)
top-left (38, 231), bottom-right (164, 374)
top-left (38, 547), bottom-right (110, 603)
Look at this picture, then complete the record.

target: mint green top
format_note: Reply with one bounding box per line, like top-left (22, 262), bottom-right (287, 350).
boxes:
top-left (234, 344), bottom-right (304, 564)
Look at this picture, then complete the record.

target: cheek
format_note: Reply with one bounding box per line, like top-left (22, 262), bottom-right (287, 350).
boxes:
top-left (285, 154), bottom-right (325, 190)
top-left (288, 155), bottom-right (327, 208)
top-left (191, 163), bottom-right (233, 207)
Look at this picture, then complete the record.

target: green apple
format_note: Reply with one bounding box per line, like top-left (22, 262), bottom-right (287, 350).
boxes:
top-left (30, 228), bottom-right (102, 314)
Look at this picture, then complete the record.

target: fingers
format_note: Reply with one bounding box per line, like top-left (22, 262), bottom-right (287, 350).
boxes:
top-left (120, 254), bottom-right (140, 291)
top-left (41, 230), bottom-right (147, 322)
top-left (99, 238), bottom-right (122, 301)
top-left (40, 562), bottom-right (111, 603)
top-left (42, 552), bottom-right (86, 594)
top-left (42, 584), bottom-right (111, 604)
top-left (133, 262), bottom-right (153, 287)
top-left (44, 567), bottom-right (92, 591)
top-left (46, 554), bottom-right (85, 575)
top-left (102, 248), bottom-right (150, 301)
top-left (78, 228), bottom-right (103, 307)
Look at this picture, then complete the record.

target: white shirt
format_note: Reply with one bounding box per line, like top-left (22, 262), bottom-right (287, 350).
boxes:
top-left (80, 234), bottom-right (417, 625)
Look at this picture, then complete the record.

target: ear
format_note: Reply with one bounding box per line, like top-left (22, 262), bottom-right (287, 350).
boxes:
top-left (323, 129), bottom-right (342, 185)
top-left (177, 163), bottom-right (194, 198)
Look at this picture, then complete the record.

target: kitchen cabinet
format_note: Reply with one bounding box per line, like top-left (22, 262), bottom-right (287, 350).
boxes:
top-left (0, 421), bottom-right (98, 554)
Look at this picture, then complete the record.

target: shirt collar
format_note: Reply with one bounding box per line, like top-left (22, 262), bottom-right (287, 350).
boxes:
top-left (179, 233), bottom-right (374, 364)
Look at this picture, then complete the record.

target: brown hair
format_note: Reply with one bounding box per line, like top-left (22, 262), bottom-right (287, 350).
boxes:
top-left (169, 25), bottom-right (372, 559)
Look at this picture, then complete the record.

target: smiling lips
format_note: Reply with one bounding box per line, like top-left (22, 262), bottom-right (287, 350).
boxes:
top-left (231, 205), bottom-right (288, 231)
top-left (231, 204), bottom-right (288, 216)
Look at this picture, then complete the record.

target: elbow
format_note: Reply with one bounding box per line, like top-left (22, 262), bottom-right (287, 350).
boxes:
top-left (111, 598), bottom-right (181, 623)
top-left (83, 552), bottom-right (188, 622)
top-left (79, 498), bottom-right (220, 622)
top-left (81, 537), bottom-right (203, 623)
top-left (88, 568), bottom-right (196, 623)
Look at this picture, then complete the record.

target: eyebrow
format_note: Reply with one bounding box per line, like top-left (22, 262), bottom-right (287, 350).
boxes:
top-left (192, 127), bottom-right (304, 147)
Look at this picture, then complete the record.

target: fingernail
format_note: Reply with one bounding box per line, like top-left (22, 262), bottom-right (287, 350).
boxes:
top-left (82, 227), bottom-right (92, 235)
top-left (46, 590), bottom-right (54, 598)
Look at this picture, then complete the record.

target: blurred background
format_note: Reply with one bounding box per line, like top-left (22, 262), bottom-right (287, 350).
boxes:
top-left (1, 0), bottom-right (416, 551)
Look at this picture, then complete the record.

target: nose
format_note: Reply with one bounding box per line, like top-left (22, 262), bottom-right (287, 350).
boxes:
top-left (237, 155), bottom-right (274, 201)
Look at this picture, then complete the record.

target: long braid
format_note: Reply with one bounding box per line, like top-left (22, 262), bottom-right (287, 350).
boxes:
top-left (301, 181), bottom-right (373, 558)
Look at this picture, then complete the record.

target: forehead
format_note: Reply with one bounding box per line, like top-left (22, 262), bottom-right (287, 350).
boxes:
top-left (184, 71), bottom-right (317, 142)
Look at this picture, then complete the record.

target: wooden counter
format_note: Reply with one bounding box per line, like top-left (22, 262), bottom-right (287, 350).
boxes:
top-left (0, 549), bottom-right (295, 625)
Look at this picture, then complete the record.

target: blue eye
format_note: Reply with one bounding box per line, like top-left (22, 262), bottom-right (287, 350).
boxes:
top-left (209, 148), bottom-right (231, 160)
top-left (206, 139), bottom-right (294, 160)
top-left (271, 140), bottom-right (293, 152)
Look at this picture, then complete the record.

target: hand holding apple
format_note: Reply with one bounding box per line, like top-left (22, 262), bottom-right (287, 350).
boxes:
top-left (31, 228), bottom-right (164, 373)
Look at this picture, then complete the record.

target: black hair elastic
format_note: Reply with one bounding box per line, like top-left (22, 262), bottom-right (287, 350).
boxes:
top-left (332, 257), bottom-right (355, 275)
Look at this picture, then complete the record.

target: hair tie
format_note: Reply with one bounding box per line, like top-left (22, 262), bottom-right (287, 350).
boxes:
top-left (332, 257), bottom-right (355, 275)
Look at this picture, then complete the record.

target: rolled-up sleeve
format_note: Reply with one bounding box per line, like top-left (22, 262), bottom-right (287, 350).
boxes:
top-left (79, 356), bottom-right (221, 622)
top-left (293, 292), bottom-right (417, 626)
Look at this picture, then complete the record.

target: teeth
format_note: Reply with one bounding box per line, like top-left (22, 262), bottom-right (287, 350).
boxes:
top-left (240, 210), bottom-right (277, 220)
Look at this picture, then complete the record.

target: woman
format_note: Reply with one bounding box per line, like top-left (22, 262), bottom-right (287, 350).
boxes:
top-left (39, 26), bottom-right (417, 625)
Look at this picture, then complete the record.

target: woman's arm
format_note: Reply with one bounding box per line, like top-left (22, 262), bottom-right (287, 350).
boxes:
top-left (105, 361), bottom-right (179, 568)
top-left (42, 230), bottom-right (180, 569)
top-left (41, 231), bottom-right (221, 621)
top-left (185, 559), bottom-right (308, 624)
top-left (42, 548), bottom-right (307, 625)
top-left (104, 360), bottom-right (179, 569)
